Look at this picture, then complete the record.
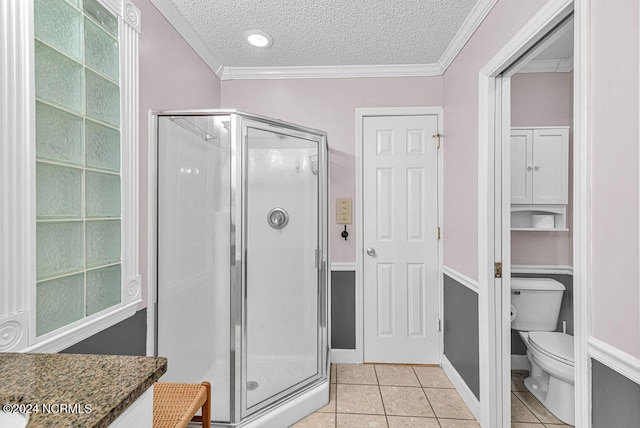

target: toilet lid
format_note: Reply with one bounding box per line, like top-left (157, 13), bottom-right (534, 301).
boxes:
top-left (528, 331), bottom-right (574, 366)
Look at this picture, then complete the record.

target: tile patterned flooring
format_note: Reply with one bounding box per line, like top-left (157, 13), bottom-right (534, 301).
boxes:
top-left (292, 366), bottom-right (573, 428)
top-left (510, 370), bottom-right (572, 427)
top-left (292, 364), bottom-right (478, 427)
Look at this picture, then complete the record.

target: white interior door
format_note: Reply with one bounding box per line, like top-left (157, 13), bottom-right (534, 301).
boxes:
top-left (363, 115), bottom-right (440, 364)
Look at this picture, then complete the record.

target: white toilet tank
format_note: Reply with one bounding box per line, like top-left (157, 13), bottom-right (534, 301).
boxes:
top-left (511, 277), bottom-right (565, 331)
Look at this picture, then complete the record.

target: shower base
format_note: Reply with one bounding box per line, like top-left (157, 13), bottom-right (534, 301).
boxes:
top-left (211, 378), bottom-right (329, 428)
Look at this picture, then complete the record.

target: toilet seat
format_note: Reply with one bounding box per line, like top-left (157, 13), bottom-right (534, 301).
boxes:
top-left (528, 331), bottom-right (574, 367)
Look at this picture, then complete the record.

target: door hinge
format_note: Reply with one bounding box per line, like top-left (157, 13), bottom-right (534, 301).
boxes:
top-left (438, 319), bottom-right (442, 332)
top-left (494, 262), bottom-right (502, 278)
top-left (433, 133), bottom-right (443, 149)
top-left (437, 227), bottom-right (441, 240)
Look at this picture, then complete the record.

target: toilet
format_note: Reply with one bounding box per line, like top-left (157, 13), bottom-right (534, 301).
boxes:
top-left (511, 277), bottom-right (575, 426)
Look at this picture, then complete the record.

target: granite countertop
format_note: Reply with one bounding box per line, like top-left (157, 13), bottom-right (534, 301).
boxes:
top-left (0, 353), bottom-right (167, 428)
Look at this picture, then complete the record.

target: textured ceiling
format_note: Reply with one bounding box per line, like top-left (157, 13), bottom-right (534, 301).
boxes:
top-left (167, 0), bottom-right (479, 67)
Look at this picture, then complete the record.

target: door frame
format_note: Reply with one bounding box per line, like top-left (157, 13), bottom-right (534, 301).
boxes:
top-left (352, 106), bottom-right (444, 364)
top-left (477, 0), bottom-right (591, 427)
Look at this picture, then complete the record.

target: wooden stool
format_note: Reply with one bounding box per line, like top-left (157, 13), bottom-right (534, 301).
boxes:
top-left (153, 382), bottom-right (211, 428)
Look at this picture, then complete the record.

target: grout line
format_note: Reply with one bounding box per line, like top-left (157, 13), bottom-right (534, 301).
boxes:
top-left (512, 390), bottom-right (543, 424)
top-left (372, 364), bottom-right (390, 427)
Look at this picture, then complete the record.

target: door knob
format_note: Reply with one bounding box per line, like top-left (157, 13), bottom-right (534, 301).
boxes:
top-left (366, 247), bottom-right (376, 256)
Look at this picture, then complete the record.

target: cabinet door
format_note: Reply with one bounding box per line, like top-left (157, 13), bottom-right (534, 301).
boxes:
top-left (511, 130), bottom-right (533, 204)
top-left (532, 128), bottom-right (568, 204)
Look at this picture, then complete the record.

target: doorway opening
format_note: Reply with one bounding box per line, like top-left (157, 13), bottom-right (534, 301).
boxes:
top-left (477, 1), bottom-right (589, 427)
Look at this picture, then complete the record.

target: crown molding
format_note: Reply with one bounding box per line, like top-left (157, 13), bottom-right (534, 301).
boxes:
top-left (150, 0), bottom-right (498, 80)
top-left (438, 0), bottom-right (499, 71)
top-left (149, 0), bottom-right (224, 76)
top-left (219, 63), bottom-right (445, 80)
top-left (517, 56), bottom-right (574, 73)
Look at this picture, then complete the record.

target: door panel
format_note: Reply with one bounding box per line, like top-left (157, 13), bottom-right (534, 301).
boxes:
top-left (363, 115), bottom-right (439, 363)
top-left (243, 126), bottom-right (319, 414)
top-left (510, 130), bottom-right (532, 204)
top-left (532, 129), bottom-right (568, 204)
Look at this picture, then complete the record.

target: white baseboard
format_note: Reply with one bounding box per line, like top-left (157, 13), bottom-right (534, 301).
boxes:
top-left (441, 355), bottom-right (481, 422)
top-left (511, 354), bottom-right (531, 371)
top-left (330, 349), bottom-right (361, 364)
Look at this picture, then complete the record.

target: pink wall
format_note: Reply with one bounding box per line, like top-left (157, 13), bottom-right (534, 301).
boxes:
top-left (221, 77), bottom-right (443, 262)
top-left (510, 72), bottom-right (573, 266)
top-left (442, 0), bottom-right (551, 279)
top-left (590, 0), bottom-right (640, 357)
top-left (134, 0), bottom-right (221, 307)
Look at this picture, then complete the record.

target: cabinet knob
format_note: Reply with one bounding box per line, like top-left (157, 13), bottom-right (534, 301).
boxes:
top-left (534, 166), bottom-right (540, 171)
top-left (527, 165), bottom-right (533, 171)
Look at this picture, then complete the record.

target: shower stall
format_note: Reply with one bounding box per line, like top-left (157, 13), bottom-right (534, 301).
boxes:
top-left (153, 110), bottom-right (329, 427)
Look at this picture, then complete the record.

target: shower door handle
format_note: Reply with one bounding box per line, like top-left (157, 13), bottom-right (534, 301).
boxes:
top-left (366, 247), bottom-right (376, 257)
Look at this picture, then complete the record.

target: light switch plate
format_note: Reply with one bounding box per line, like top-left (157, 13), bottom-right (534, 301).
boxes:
top-left (336, 198), bottom-right (352, 224)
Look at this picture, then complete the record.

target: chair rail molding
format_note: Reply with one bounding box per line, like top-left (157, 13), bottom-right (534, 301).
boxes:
top-left (441, 265), bottom-right (479, 293)
top-left (588, 336), bottom-right (640, 386)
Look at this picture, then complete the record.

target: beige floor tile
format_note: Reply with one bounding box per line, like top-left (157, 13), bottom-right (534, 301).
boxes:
top-left (511, 423), bottom-right (545, 428)
top-left (291, 411), bottom-right (336, 428)
top-left (387, 416), bottom-right (440, 427)
top-left (337, 413), bottom-right (388, 428)
top-left (511, 370), bottom-right (529, 392)
top-left (513, 391), bottom-right (565, 425)
top-left (318, 384), bottom-right (336, 413)
top-left (337, 364), bottom-right (378, 385)
top-left (543, 424), bottom-right (573, 427)
top-left (331, 364), bottom-right (337, 384)
top-left (437, 419), bottom-right (482, 428)
top-left (336, 384), bottom-right (385, 414)
top-left (511, 393), bottom-right (539, 423)
top-left (380, 386), bottom-right (434, 417)
top-left (413, 366), bottom-right (454, 388)
top-left (375, 365), bottom-right (421, 387)
top-left (423, 388), bottom-right (474, 419)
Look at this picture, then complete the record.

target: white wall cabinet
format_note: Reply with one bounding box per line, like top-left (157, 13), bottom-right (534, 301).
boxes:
top-left (511, 127), bottom-right (569, 230)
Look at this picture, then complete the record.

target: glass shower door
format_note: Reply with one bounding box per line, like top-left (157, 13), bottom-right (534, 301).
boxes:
top-left (242, 124), bottom-right (321, 415)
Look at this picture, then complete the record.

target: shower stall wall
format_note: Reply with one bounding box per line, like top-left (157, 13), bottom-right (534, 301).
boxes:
top-left (154, 110), bottom-right (329, 427)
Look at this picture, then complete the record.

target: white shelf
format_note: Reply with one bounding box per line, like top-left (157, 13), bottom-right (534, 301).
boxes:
top-left (511, 204), bottom-right (567, 231)
top-left (512, 228), bottom-right (570, 232)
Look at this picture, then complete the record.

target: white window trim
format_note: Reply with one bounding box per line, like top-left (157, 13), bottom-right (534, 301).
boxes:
top-left (0, 0), bottom-right (141, 353)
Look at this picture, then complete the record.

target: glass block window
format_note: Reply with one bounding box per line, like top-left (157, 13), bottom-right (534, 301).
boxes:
top-left (34, 0), bottom-right (122, 337)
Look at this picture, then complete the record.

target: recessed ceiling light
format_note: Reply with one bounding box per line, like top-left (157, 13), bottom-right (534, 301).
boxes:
top-left (244, 30), bottom-right (273, 48)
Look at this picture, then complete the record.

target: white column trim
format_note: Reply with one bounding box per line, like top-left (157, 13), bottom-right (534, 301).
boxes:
top-left (441, 265), bottom-right (479, 293)
top-left (120, 10), bottom-right (141, 305)
top-left (588, 337), bottom-right (640, 386)
top-left (573, 1), bottom-right (592, 426)
top-left (0, 0), bottom-right (35, 352)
